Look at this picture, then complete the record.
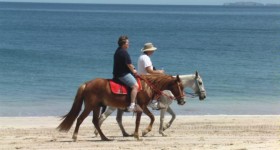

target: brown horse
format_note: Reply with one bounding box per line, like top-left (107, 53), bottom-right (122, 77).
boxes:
top-left (57, 74), bottom-right (185, 141)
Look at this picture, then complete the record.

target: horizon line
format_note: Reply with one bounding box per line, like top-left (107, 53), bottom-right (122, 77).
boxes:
top-left (0, 1), bottom-right (220, 6)
top-left (1, 1), bottom-right (280, 6)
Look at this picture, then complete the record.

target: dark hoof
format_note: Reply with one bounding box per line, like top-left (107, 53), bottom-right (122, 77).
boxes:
top-left (123, 132), bottom-right (133, 137)
top-left (102, 138), bottom-right (113, 141)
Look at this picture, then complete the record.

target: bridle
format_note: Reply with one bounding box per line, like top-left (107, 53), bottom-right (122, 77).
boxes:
top-left (175, 80), bottom-right (185, 100)
top-left (185, 76), bottom-right (205, 98)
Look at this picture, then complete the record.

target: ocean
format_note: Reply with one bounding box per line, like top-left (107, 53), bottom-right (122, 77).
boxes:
top-left (0, 2), bottom-right (279, 116)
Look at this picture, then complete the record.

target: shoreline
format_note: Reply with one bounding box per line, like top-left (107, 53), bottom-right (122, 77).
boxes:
top-left (0, 115), bottom-right (279, 149)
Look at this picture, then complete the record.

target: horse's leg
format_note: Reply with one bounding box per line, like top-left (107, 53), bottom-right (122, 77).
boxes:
top-left (163, 106), bottom-right (176, 131)
top-left (116, 109), bottom-right (131, 137)
top-left (159, 107), bottom-right (168, 137)
top-left (94, 106), bottom-right (116, 137)
top-left (133, 112), bottom-right (142, 140)
top-left (92, 106), bottom-right (111, 141)
top-left (72, 107), bottom-right (91, 142)
top-left (142, 107), bottom-right (155, 137)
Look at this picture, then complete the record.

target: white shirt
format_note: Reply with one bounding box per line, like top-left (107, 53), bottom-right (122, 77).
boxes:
top-left (137, 54), bottom-right (153, 75)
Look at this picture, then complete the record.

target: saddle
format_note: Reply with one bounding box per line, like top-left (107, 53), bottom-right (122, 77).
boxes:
top-left (109, 78), bottom-right (142, 95)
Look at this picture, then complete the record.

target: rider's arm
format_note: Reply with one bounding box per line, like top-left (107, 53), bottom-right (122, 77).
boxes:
top-left (146, 66), bottom-right (164, 74)
top-left (127, 64), bottom-right (137, 75)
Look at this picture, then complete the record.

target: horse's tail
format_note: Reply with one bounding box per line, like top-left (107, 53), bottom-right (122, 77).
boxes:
top-left (57, 83), bottom-right (86, 132)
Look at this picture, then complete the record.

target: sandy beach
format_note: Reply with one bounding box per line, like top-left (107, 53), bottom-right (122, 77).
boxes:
top-left (0, 115), bottom-right (279, 150)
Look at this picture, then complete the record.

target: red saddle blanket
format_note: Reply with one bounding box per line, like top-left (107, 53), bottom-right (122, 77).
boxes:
top-left (109, 78), bottom-right (142, 94)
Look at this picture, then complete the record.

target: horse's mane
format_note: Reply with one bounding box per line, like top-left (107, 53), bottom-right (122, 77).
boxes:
top-left (139, 74), bottom-right (175, 89)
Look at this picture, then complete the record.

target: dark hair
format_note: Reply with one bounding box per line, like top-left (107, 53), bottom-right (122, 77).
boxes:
top-left (118, 35), bottom-right (128, 47)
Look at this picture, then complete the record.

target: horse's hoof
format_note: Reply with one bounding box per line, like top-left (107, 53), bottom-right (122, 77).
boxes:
top-left (142, 131), bottom-right (148, 137)
top-left (72, 134), bottom-right (77, 142)
top-left (134, 134), bottom-right (140, 140)
top-left (142, 129), bottom-right (151, 137)
top-left (94, 131), bottom-right (99, 137)
top-left (102, 138), bottom-right (113, 141)
top-left (160, 132), bottom-right (168, 137)
top-left (123, 132), bottom-right (133, 137)
top-left (163, 123), bottom-right (170, 131)
top-left (134, 137), bottom-right (142, 141)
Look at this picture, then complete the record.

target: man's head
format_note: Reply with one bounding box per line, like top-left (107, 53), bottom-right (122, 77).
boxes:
top-left (118, 35), bottom-right (129, 49)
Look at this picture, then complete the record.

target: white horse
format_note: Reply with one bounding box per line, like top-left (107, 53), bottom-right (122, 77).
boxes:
top-left (95, 71), bottom-right (206, 137)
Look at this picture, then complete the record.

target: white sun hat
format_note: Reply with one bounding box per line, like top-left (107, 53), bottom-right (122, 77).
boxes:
top-left (141, 42), bottom-right (157, 52)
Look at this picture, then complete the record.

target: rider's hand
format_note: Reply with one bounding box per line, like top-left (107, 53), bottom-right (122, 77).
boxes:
top-left (133, 70), bottom-right (138, 77)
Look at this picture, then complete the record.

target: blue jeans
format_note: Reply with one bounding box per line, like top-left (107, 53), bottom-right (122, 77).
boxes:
top-left (118, 73), bottom-right (137, 88)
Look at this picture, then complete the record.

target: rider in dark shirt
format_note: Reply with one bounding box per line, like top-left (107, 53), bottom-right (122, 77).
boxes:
top-left (113, 35), bottom-right (140, 112)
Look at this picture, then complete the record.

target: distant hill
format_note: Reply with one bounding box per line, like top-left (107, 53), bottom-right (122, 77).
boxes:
top-left (223, 2), bottom-right (264, 6)
top-left (223, 2), bottom-right (280, 6)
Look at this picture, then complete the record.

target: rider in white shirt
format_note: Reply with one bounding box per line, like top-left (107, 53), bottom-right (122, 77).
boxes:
top-left (137, 42), bottom-right (165, 110)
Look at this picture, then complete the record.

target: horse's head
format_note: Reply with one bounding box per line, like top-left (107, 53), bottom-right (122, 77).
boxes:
top-left (193, 71), bottom-right (206, 100)
top-left (169, 75), bottom-right (186, 105)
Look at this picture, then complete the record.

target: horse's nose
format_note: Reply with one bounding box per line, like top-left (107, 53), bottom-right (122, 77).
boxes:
top-left (199, 95), bottom-right (206, 100)
top-left (178, 99), bottom-right (186, 105)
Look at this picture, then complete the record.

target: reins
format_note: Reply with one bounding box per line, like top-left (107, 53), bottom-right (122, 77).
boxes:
top-left (185, 91), bottom-right (198, 98)
top-left (136, 74), bottom-right (184, 100)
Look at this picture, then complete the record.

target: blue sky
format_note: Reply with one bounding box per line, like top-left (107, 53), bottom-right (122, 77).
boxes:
top-left (0, 0), bottom-right (280, 5)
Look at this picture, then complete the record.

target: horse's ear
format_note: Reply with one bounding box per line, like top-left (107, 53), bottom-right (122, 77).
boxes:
top-left (176, 75), bottom-right (181, 82)
top-left (195, 71), bottom-right (198, 77)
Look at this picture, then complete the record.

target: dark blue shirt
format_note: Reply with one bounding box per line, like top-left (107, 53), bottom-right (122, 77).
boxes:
top-left (113, 47), bottom-right (132, 77)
